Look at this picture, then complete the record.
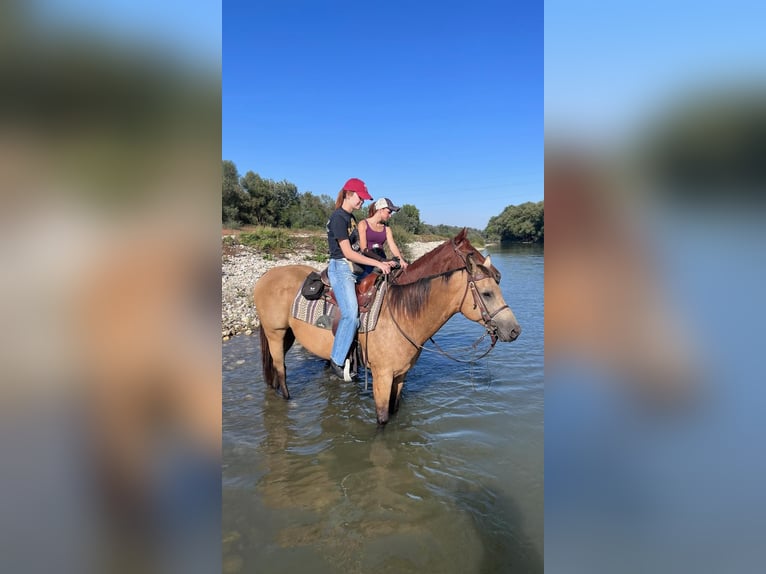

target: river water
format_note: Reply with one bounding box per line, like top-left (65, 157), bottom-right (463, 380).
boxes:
top-left (222, 244), bottom-right (543, 574)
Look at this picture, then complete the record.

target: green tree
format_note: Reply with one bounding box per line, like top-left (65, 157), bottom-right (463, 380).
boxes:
top-left (241, 171), bottom-right (271, 225)
top-left (222, 160), bottom-right (251, 225)
top-left (240, 172), bottom-right (301, 227)
top-left (287, 192), bottom-right (334, 229)
top-left (268, 180), bottom-right (300, 227)
top-left (390, 204), bottom-right (422, 234)
top-left (423, 224), bottom-right (486, 244)
top-left (486, 201), bottom-right (544, 243)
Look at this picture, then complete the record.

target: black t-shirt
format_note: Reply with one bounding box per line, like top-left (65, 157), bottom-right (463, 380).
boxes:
top-left (326, 208), bottom-right (359, 260)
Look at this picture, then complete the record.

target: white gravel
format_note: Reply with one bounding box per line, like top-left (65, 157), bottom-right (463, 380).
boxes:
top-left (221, 239), bottom-right (443, 340)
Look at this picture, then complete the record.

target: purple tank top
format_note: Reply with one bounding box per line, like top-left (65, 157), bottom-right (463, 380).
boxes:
top-left (365, 224), bottom-right (387, 249)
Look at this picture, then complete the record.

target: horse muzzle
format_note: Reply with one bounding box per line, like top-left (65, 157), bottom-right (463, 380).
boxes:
top-left (491, 310), bottom-right (521, 342)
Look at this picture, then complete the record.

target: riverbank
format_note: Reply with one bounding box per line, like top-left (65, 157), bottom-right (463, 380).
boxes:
top-left (221, 239), bottom-right (443, 339)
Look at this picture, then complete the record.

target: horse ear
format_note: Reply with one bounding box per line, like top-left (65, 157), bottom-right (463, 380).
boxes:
top-left (455, 228), bottom-right (467, 242)
top-left (484, 254), bottom-right (492, 269)
top-left (466, 253), bottom-right (478, 273)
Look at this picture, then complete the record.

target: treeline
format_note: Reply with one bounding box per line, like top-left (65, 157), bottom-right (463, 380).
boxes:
top-left (223, 160), bottom-right (331, 228)
top-left (222, 160), bottom-right (485, 239)
top-left (486, 201), bottom-right (544, 243)
top-left (223, 160), bottom-right (541, 243)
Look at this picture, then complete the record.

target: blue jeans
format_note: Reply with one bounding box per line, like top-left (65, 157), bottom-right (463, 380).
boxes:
top-left (328, 258), bottom-right (360, 366)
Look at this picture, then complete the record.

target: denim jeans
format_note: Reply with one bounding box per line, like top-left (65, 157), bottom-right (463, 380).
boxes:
top-left (328, 258), bottom-right (360, 366)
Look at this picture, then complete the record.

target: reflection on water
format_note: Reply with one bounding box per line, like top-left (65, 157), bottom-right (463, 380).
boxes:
top-left (223, 248), bottom-right (543, 573)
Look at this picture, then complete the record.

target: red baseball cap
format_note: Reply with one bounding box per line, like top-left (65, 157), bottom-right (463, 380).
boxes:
top-left (342, 178), bottom-right (372, 200)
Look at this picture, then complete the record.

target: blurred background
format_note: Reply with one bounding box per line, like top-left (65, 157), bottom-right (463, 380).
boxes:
top-left (0, 1), bottom-right (221, 573)
top-left (5, 0), bottom-right (766, 572)
top-left (545, 1), bottom-right (766, 572)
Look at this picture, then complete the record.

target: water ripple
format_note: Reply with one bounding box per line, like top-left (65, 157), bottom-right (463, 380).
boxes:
top-left (223, 248), bottom-right (543, 573)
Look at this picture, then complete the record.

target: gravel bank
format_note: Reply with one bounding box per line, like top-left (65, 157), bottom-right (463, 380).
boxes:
top-left (221, 240), bottom-right (443, 340)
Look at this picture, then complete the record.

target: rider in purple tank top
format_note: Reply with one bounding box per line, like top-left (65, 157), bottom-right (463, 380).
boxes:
top-left (358, 197), bottom-right (409, 271)
top-left (365, 225), bottom-right (387, 253)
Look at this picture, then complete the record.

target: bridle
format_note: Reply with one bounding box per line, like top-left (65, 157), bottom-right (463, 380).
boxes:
top-left (385, 240), bottom-right (509, 363)
top-left (452, 241), bottom-right (510, 346)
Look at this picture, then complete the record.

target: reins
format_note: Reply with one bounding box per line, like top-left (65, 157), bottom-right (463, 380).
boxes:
top-left (382, 241), bottom-right (505, 364)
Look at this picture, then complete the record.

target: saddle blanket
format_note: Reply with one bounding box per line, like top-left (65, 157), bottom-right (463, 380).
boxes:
top-left (291, 282), bottom-right (388, 333)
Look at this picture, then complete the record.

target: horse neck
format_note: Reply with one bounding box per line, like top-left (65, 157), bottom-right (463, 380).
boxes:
top-left (396, 238), bottom-right (465, 284)
top-left (387, 269), bottom-right (468, 343)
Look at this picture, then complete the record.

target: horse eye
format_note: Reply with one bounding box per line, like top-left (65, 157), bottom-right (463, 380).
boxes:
top-left (482, 291), bottom-right (493, 299)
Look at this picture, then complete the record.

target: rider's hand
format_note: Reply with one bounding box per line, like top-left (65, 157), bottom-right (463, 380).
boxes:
top-left (377, 261), bottom-right (393, 275)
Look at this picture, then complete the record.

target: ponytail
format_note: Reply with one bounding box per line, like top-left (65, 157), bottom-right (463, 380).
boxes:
top-left (334, 190), bottom-right (347, 209)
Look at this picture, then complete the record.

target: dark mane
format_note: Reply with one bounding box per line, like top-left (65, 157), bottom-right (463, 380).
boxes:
top-left (387, 229), bottom-right (486, 319)
top-left (388, 269), bottom-right (462, 320)
top-left (395, 228), bottom-right (480, 285)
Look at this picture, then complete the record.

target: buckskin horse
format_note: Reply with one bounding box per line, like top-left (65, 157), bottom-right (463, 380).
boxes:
top-left (252, 229), bottom-right (521, 424)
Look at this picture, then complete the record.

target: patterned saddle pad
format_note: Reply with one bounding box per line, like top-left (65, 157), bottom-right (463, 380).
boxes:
top-left (291, 282), bottom-right (388, 333)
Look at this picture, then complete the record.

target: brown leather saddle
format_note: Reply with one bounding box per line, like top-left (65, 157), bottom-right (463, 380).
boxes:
top-left (319, 268), bottom-right (381, 314)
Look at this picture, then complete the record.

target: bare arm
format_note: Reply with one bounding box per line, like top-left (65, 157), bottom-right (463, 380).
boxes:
top-left (385, 228), bottom-right (409, 268)
top-left (358, 219), bottom-right (369, 251)
top-left (338, 239), bottom-right (394, 274)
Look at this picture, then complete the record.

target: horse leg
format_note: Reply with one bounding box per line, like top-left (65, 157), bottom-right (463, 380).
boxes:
top-left (258, 326), bottom-right (292, 399)
top-left (372, 370), bottom-right (395, 425)
top-left (389, 375), bottom-right (406, 414)
top-left (280, 328), bottom-right (295, 397)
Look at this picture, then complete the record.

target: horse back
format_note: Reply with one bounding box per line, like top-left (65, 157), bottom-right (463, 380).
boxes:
top-left (253, 264), bottom-right (318, 330)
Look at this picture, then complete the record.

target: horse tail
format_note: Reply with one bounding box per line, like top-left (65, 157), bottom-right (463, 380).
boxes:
top-left (259, 326), bottom-right (278, 390)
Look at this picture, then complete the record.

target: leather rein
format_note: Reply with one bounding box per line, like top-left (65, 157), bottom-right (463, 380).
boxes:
top-left (385, 240), bottom-right (509, 363)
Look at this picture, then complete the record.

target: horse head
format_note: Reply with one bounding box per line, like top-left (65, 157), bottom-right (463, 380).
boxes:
top-left (460, 251), bottom-right (522, 343)
top-left (392, 229), bottom-right (521, 343)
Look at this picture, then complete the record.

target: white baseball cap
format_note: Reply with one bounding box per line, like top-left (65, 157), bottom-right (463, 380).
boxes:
top-left (373, 197), bottom-right (400, 212)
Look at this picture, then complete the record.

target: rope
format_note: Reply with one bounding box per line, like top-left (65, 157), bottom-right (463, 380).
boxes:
top-left (361, 247), bottom-right (504, 375)
top-left (385, 271), bottom-right (499, 364)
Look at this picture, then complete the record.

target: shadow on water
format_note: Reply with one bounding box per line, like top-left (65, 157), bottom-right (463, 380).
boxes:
top-left (224, 339), bottom-right (542, 573)
top-left (235, 394), bottom-right (543, 574)
top-left (451, 480), bottom-right (544, 574)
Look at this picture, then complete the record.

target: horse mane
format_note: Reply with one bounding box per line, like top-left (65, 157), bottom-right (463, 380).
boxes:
top-left (387, 228), bottom-right (486, 320)
top-left (395, 228), bottom-right (480, 284)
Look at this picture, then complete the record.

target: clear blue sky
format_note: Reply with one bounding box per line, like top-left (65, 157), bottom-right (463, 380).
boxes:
top-left (223, 0), bottom-right (543, 230)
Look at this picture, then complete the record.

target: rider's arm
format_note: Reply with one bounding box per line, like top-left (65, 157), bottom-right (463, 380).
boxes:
top-left (385, 227), bottom-right (409, 268)
top-left (358, 220), bottom-right (368, 251)
top-left (338, 239), bottom-right (393, 274)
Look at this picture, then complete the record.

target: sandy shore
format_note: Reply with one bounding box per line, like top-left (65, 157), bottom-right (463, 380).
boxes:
top-left (221, 240), bottom-right (443, 339)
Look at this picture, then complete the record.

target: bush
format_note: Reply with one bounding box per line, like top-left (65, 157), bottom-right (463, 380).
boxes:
top-left (238, 227), bottom-right (294, 255)
top-left (307, 235), bottom-right (329, 262)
